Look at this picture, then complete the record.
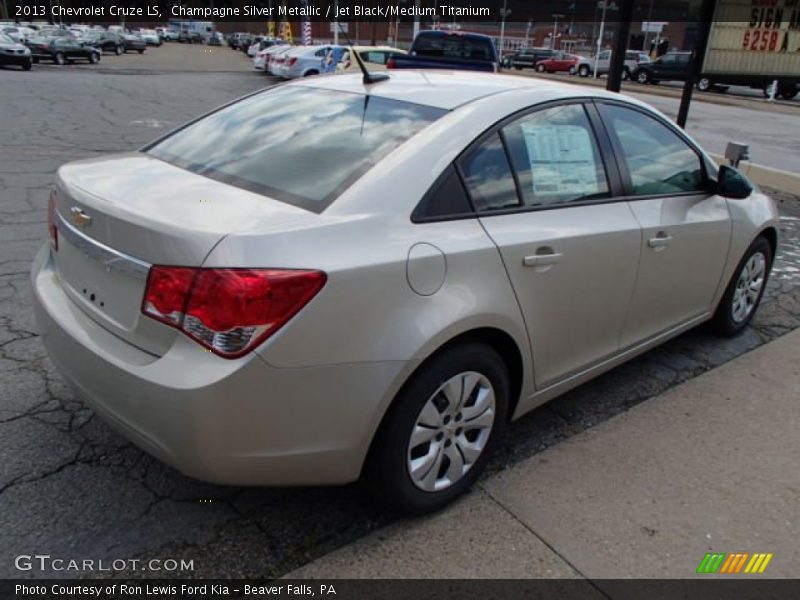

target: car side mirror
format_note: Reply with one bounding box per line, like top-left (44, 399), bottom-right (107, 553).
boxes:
top-left (717, 165), bottom-right (753, 199)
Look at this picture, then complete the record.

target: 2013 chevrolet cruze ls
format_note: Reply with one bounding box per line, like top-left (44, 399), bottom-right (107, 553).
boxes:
top-left (32, 71), bottom-right (778, 513)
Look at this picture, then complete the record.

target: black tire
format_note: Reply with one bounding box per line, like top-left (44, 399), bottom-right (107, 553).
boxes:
top-left (712, 236), bottom-right (772, 336)
top-left (780, 87), bottom-right (798, 100)
top-left (514, 65), bottom-right (522, 70)
top-left (88, 52), bottom-right (99, 64)
top-left (115, 45), bottom-right (122, 56)
top-left (22, 59), bottom-right (32, 71)
top-left (536, 63), bottom-right (546, 73)
top-left (636, 69), bottom-right (651, 84)
top-left (364, 342), bottom-right (509, 515)
top-left (303, 70), bottom-right (319, 77)
top-left (138, 49), bottom-right (145, 54)
top-left (32, 57), bottom-right (39, 64)
top-left (696, 77), bottom-right (713, 92)
top-left (54, 52), bottom-right (65, 66)
top-left (578, 64), bottom-right (590, 77)
top-left (622, 66), bottom-right (630, 80)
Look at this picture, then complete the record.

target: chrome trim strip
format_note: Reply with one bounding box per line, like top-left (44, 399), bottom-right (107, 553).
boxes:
top-left (55, 211), bottom-right (151, 281)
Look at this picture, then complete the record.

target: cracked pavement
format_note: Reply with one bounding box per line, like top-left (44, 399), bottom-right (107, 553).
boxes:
top-left (1, 46), bottom-right (799, 580)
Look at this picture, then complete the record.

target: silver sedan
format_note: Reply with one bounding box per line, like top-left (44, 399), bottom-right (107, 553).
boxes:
top-left (32, 71), bottom-right (778, 514)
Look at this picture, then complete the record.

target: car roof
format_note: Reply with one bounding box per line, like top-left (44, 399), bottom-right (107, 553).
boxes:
top-left (297, 70), bottom-right (626, 110)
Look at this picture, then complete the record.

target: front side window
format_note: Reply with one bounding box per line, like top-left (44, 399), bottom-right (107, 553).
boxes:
top-left (600, 104), bottom-right (706, 196)
top-left (502, 104), bottom-right (610, 208)
top-left (147, 87), bottom-right (445, 212)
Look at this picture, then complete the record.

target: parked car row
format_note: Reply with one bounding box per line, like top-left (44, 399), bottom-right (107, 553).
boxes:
top-left (0, 23), bottom-right (167, 71)
top-left (504, 46), bottom-right (798, 99)
top-left (504, 47), bottom-right (650, 80)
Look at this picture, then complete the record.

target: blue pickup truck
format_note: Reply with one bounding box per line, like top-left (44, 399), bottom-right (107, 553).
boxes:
top-left (386, 30), bottom-right (498, 72)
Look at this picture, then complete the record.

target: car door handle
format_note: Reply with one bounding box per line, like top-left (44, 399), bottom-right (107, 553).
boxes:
top-left (647, 233), bottom-right (673, 249)
top-left (523, 251), bottom-right (563, 267)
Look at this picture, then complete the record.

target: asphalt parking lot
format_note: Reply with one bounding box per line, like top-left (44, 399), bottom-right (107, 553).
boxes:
top-left (1, 44), bottom-right (800, 579)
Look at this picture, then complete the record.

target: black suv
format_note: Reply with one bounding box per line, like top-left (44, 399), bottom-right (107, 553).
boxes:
top-left (82, 32), bottom-right (125, 55)
top-left (634, 52), bottom-right (690, 84)
top-left (505, 47), bottom-right (555, 70)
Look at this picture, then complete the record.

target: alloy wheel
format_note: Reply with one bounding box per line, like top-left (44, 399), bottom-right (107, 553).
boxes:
top-left (407, 371), bottom-right (495, 492)
top-left (731, 252), bottom-right (766, 323)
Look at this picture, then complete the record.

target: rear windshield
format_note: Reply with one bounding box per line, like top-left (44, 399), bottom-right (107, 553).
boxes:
top-left (147, 86), bottom-right (445, 212)
top-left (412, 33), bottom-right (494, 61)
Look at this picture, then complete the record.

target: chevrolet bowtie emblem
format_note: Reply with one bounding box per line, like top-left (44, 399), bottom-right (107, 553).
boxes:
top-left (70, 206), bottom-right (92, 228)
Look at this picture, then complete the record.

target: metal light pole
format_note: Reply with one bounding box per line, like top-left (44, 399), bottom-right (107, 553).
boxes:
top-left (593, 1), bottom-right (610, 78)
top-left (551, 14), bottom-right (564, 50)
top-left (524, 19), bottom-right (532, 46)
top-left (412, 0), bottom-right (420, 39)
top-left (643, 0), bottom-right (655, 53)
top-left (499, 0), bottom-right (510, 57)
top-left (333, 0), bottom-right (339, 45)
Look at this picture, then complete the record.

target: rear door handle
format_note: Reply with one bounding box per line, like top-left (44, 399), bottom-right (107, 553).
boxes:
top-left (523, 252), bottom-right (563, 267)
top-left (647, 233), bottom-right (673, 249)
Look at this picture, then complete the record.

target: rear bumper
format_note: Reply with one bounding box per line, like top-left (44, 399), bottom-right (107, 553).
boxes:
top-left (31, 244), bottom-right (409, 486)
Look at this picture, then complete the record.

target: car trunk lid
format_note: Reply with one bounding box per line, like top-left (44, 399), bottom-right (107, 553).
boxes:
top-left (52, 152), bottom-right (317, 356)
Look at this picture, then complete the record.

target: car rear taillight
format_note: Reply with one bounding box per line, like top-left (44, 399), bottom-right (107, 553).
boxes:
top-left (48, 189), bottom-right (58, 251)
top-left (287, 57), bottom-right (297, 66)
top-left (386, 57), bottom-right (396, 69)
top-left (142, 266), bottom-right (326, 358)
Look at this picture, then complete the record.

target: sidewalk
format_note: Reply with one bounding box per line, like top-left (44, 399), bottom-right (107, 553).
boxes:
top-left (289, 329), bottom-right (800, 579)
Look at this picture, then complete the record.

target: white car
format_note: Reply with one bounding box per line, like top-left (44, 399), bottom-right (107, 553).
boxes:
top-left (260, 44), bottom-right (292, 73)
top-left (268, 46), bottom-right (296, 77)
top-left (575, 50), bottom-right (651, 79)
top-left (278, 45), bottom-right (344, 79)
top-left (1, 26), bottom-right (36, 43)
top-left (156, 28), bottom-right (178, 42)
top-left (135, 29), bottom-right (162, 46)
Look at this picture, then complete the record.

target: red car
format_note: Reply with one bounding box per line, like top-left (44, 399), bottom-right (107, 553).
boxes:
top-left (535, 52), bottom-right (581, 74)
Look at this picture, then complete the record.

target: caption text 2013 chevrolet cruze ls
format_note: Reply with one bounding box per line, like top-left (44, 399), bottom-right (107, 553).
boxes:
top-left (31, 71), bottom-right (778, 514)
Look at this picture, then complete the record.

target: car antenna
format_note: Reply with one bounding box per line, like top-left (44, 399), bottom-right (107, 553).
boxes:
top-left (337, 21), bottom-right (389, 84)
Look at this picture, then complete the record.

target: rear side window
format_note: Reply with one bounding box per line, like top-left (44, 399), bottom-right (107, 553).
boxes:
top-left (413, 33), bottom-right (493, 61)
top-left (459, 133), bottom-right (519, 212)
top-left (502, 104), bottom-right (610, 207)
top-left (412, 165), bottom-right (473, 222)
top-left (147, 86), bottom-right (445, 212)
top-left (600, 104), bottom-right (706, 196)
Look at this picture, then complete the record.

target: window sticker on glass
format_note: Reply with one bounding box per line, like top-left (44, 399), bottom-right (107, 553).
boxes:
top-left (521, 124), bottom-right (602, 198)
top-left (503, 104), bottom-right (609, 208)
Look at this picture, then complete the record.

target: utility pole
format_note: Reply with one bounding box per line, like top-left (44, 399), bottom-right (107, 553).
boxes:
top-left (499, 0), bottom-right (510, 57)
top-left (593, 1), bottom-right (610, 78)
top-left (551, 14), bottom-right (564, 50)
top-left (412, 0), bottom-right (420, 38)
top-left (333, 0), bottom-right (339, 45)
top-left (643, 0), bottom-right (655, 53)
top-left (524, 19), bottom-right (532, 47)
